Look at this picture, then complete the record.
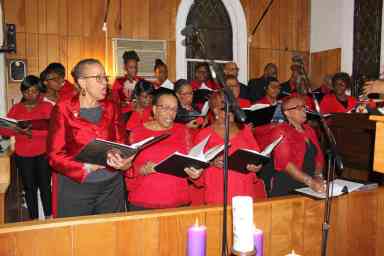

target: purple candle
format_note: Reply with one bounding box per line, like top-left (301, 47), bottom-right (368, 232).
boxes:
top-left (253, 228), bottom-right (264, 256)
top-left (187, 219), bottom-right (207, 256)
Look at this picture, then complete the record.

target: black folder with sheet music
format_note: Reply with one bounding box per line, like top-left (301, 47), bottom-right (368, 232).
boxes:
top-left (242, 104), bottom-right (277, 126)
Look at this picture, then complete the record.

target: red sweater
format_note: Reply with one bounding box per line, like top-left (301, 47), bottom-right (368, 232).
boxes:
top-left (320, 94), bottom-right (357, 114)
top-left (238, 98), bottom-right (252, 108)
top-left (0, 100), bottom-right (53, 157)
top-left (126, 123), bottom-right (192, 208)
top-left (265, 123), bottom-right (324, 172)
top-left (193, 125), bottom-right (267, 204)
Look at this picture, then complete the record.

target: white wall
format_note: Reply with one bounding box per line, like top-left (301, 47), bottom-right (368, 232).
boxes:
top-left (310, 0), bottom-right (355, 74)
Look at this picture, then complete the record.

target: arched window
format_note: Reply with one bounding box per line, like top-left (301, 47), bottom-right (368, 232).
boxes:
top-left (185, 0), bottom-right (232, 80)
top-left (176, 0), bottom-right (248, 83)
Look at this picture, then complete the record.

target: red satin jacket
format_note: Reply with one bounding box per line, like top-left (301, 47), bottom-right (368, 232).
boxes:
top-left (47, 95), bottom-right (126, 183)
top-left (320, 94), bottom-right (357, 114)
top-left (58, 80), bottom-right (77, 102)
top-left (111, 75), bottom-right (143, 104)
top-left (193, 125), bottom-right (267, 204)
top-left (0, 100), bottom-right (53, 157)
top-left (190, 80), bottom-right (221, 91)
top-left (238, 98), bottom-right (252, 108)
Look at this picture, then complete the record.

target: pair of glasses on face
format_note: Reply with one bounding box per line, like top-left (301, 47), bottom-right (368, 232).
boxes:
top-left (284, 104), bottom-right (306, 111)
top-left (80, 75), bottom-right (110, 83)
top-left (156, 104), bottom-right (178, 113)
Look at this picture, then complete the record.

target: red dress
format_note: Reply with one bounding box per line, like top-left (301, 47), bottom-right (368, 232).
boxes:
top-left (320, 94), bottom-right (357, 113)
top-left (0, 100), bottom-right (53, 157)
top-left (191, 80), bottom-right (221, 91)
top-left (193, 125), bottom-right (267, 205)
top-left (58, 80), bottom-right (77, 102)
top-left (47, 95), bottom-right (126, 217)
top-left (126, 123), bottom-right (193, 208)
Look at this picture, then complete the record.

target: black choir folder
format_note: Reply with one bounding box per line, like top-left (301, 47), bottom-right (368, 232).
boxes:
top-left (242, 104), bottom-right (277, 126)
top-left (228, 135), bottom-right (283, 172)
top-left (0, 116), bottom-right (49, 131)
top-left (175, 101), bottom-right (210, 123)
top-left (154, 135), bottom-right (224, 178)
top-left (75, 134), bottom-right (169, 166)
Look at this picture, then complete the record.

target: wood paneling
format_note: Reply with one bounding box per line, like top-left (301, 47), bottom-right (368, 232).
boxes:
top-left (3, 0), bottom-right (310, 108)
top-left (0, 189), bottom-right (383, 256)
top-left (310, 48), bottom-right (342, 87)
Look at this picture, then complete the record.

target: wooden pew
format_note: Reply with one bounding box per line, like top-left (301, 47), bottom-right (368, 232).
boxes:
top-left (0, 188), bottom-right (383, 256)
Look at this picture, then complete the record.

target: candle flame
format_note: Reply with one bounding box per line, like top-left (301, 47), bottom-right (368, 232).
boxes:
top-left (195, 218), bottom-right (200, 227)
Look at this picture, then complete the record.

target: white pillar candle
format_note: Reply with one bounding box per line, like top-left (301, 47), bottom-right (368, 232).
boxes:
top-left (232, 196), bottom-right (254, 253)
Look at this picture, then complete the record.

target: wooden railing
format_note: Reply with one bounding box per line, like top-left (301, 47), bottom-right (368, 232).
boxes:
top-left (0, 188), bottom-right (383, 256)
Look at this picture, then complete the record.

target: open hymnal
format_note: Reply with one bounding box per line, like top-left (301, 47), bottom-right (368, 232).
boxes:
top-left (154, 135), bottom-right (224, 178)
top-left (228, 135), bottom-right (283, 172)
top-left (75, 134), bottom-right (169, 166)
top-left (175, 101), bottom-right (210, 123)
top-left (0, 116), bottom-right (49, 132)
top-left (294, 179), bottom-right (367, 199)
top-left (242, 104), bottom-right (278, 126)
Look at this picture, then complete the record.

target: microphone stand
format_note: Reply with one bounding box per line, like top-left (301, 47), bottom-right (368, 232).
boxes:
top-left (296, 59), bottom-right (343, 256)
top-left (191, 29), bottom-right (231, 256)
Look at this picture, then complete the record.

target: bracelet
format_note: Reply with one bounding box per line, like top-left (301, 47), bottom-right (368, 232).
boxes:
top-left (83, 163), bottom-right (93, 174)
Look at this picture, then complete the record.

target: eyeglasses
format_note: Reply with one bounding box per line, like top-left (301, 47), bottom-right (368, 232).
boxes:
top-left (283, 104), bottom-right (306, 111)
top-left (80, 75), bottom-right (110, 83)
top-left (156, 104), bottom-right (178, 113)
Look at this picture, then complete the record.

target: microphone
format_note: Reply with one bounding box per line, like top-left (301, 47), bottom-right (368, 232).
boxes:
top-left (222, 86), bottom-right (247, 123)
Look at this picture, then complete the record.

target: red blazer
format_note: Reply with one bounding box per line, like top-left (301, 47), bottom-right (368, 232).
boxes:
top-left (320, 94), bottom-right (357, 114)
top-left (0, 100), bottom-right (53, 157)
top-left (256, 96), bottom-right (274, 105)
top-left (126, 106), bottom-right (153, 131)
top-left (126, 123), bottom-right (193, 208)
top-left (265, 123), bottom-right (324, 172)
top-left (193, 125), bottom-right (267, 204)
top-left (47, 95), bottom-right (126, 183)
top-left (58, 80), bottom-right (77, 102)
top-left (191, 80), bottom-right (221, 91)
top-left (111, 75), bottom-right (142, 104)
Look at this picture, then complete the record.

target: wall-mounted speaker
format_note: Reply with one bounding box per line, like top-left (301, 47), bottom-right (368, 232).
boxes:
top-left (8, 59), bottom-right (26, 82)
top-left (5, 24), bottom-right (16, 53)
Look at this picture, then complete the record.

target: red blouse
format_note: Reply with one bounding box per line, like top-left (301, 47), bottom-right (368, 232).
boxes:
top-left (191, 80), bottom-right (221, 91)
top-left (126, 123), bottom-right (192, 208)
top-left (126, 106), bottom-right (153, 131)
top-left (320, 94), bottom-right (357, 114)
top-left (265, 123), bottom-right (324, 172)
top-left (193, 125), bottom-right (267, 204)
top-left (0, 100), bottom-right (53, 157)
top-left (58, 80), bottom-right (77, 102)
top-left (47, 95), bottom-right (126, 183)
top-left (111, 75), bottom-right (142, 104)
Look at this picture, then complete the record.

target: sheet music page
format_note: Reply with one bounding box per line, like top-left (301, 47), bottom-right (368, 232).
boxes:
top-left (242, 103), bottom-right (270, 111)
top-left (260, 135), bottom-right (283, 156)
top-left (189, 135), bottom-right (210, 159)
top-left (130, 136), bottom-right (155, 149)
top-left (200, 101), bottom-right (210, 116)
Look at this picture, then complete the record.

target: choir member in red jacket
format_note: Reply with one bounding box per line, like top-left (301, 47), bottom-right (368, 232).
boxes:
top-left (0, 76), bottom-right (53, 219)
top-left (191, 62), bottom-right (221, 91)
top-left (153, 59), bottom-right (174, 91)
top-left (126, 91), bottom-right (203, 210)
top-left (192, 91), bottom-right (267, 205)
top-left (47, 59), bottom-right (133, 218)
top-left (111, 50), bottom-right (142, 109)
top-left (256, 77), bottom-right (281, 105)
top-left (40, 62), bottom-right (78, 103)
top-left (126, 80), bottom-right (154, 131)
top-left (320, 72), bottom-right (357, 114)
top-left (225, 75), bottom-right (252, 108)
top-left (258, 96), bottom-right (325, 196)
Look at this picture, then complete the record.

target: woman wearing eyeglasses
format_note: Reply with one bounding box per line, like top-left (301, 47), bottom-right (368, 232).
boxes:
top-left (126, 91), bottom-right (203, 210)
top-left (47, 59), bottom-right (134, 218)
top-left (259, 96), bottom-right (325, 197)
top-left (320, 72), bottom-right (357, 114)
top-left (191, 90), bottom-right (267, 205)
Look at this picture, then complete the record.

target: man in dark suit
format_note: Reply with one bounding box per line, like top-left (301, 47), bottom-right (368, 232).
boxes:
top-left (247, 63), bottom-right (278, 103)
top-left (223, 62), bottom-right (249, 99)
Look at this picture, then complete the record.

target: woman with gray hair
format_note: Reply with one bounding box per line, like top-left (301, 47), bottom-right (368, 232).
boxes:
top-left (47, 58), bottom-right (134, 218)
